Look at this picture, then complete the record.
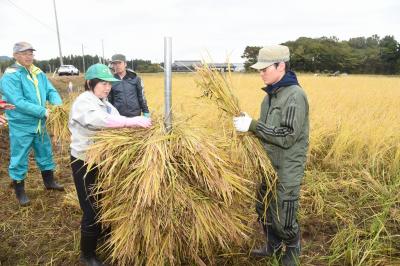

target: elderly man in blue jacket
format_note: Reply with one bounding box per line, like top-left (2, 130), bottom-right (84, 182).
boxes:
top-left (0, 42), bottom-right (64, 206)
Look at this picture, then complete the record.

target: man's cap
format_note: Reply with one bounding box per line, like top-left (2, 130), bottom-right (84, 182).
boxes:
top-left (251, 45), bottom-right (290, 70)
top-left (85, 63), bottom-right (120, 82)
top-left (111, 54), bottom-right (126, 62)
top-left (13, 42), bottom-right (36, 53)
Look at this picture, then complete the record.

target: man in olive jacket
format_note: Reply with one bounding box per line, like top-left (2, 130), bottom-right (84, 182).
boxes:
top-left (109, 54), bottom-right (150, 117)
top-left (233, 45), bottom-right (309, 266)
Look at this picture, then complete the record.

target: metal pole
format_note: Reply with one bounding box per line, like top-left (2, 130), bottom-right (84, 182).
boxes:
top-left (82, 44), bottom-right (86, 73)
top-left (164, 37), bottom-right (172, 133)
top-left (101, 39), bottom-right (105, 64)
top-left (53, 0), bottom-right (63, 66)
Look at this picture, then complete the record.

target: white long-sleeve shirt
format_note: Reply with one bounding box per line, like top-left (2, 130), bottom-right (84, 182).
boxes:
top-left (69, 91), bottom-right (151, 160)
top-left (69, 91), bottom-right (120, 160)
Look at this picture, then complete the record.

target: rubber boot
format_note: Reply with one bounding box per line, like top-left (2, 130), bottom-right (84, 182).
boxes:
top-left (13, 180), bottom-right (30, 206)
top-left (251, 224), bottom-right (282, 257)
top-left (281, 234), bottom-right (301, 266)
top-left (41, 170), bottom-right (64, 191)
top-left (80, 232), bottom-right (104, 266)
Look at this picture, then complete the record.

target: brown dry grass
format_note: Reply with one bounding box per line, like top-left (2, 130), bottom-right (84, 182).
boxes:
top-left (1, 73), bottom-right (399, 265)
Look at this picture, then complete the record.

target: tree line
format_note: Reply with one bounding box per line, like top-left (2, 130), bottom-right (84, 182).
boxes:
top-left (1, 35), bottom-right (399, 74)
top-left (0, 55), bottom-right (161, 74)
top-left (242, 35), bottom-right (400, 74)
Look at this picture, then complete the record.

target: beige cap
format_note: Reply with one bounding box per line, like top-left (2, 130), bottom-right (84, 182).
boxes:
top-left (250, 45), bottom-right (290, 70)
top-left (13, 41), bottom-right (36, 53)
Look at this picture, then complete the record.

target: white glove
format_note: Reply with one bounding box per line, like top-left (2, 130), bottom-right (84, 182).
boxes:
top-left (233, 112), bottom-right (252, 132)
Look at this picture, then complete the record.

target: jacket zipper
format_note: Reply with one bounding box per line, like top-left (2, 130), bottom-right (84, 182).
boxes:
top-left (265, 93), bottom-right (272, 124)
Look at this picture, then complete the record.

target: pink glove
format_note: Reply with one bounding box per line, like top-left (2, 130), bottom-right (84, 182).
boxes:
top-left (106, 116), bottom-right (152, 128)
top-left (125, 116), bottom-right (152, 128)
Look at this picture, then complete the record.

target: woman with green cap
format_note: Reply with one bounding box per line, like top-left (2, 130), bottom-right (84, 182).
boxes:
top-left (68, 63), bottom-right (152, 265)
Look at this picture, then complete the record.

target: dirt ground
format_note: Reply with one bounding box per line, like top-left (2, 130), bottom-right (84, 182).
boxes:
top-left (0, 126), bottom-right (329, 266)
top-left (0, 128), bottom-right (82, 265)
top-left (0, 75), bottom-right (329, 265)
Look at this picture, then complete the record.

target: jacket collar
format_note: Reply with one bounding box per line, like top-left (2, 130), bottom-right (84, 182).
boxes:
top-left (262, 70), bottom-right (299, 95)
top-left (14, 62), bottom-right (42, 75)
top-left (114, 69), bottom-right (137, 80)
top-left (87, 91), bottom-right (107, 106)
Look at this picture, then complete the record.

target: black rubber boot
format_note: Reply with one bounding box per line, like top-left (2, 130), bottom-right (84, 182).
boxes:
top-left (250, 242), bottom-right (282, 257)
top-left (41, 170), bottom-right (64, 191)
top-left (251, 224), bottom-right (282, 257)
top-left (13, 180), bottom-right (30, 206)
top-left (80, 232), bottom-right (104, 266)
top-left (281, 234), bottom-right (301, 266)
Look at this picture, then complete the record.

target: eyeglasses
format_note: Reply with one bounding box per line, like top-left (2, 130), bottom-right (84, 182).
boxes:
top-left (17, 51), bottom-right (34, 57)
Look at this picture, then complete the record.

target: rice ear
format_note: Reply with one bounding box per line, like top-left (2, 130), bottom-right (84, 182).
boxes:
top-left (195, 64), bottom-right (278, 209)
top-left (85, 115), bottom-right (253, 265)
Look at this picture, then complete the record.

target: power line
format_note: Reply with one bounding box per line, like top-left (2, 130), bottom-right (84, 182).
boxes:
top-left (4, 0), bottom-right (88, 51)
top-left (3, 0), bottom-right (109, 61)
top-left (5, 0), bottom-right (56, 33)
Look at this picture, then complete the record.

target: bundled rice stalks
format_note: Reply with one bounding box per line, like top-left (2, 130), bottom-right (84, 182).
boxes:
top-left (195, 64), bottom-right (277, 206)
top-left (85, 115), bottom-right (253, 265)
top-left (62, 185), bottom-right (80, 209)
top-left (47, 91), bottom-right (80, 145)
top-left (47, 104), bottom-right (70, 143)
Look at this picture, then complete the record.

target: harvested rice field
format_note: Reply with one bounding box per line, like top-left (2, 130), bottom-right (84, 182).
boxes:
top-left (0, 73), bottom-right (399, 265)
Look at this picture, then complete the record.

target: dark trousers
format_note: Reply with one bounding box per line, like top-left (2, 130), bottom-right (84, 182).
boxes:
top-left (256, 180), bottom-right (301, 245)
top-left (71, 156), bottom-right (101, 237)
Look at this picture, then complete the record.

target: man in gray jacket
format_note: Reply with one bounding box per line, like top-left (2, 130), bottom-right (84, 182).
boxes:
top-left (109, 54), bottom-right (150, 117)
top-left (233, 45), bottom-right (309, 266)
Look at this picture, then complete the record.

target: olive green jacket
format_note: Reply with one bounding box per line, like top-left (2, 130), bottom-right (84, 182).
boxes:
top-left (249, 84), bottom-right (309, 185)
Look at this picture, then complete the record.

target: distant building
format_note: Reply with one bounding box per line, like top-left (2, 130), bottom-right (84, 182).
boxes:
top-left (208, 63), bottom-right (236, 72)
top-left (171, 60), bottom-right (237, 72)
top-left (171, 61), bottom-right (202, 72)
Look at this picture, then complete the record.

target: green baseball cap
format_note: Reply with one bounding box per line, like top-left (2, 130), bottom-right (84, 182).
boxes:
top-left (85, 63), bottom-right (120, 82)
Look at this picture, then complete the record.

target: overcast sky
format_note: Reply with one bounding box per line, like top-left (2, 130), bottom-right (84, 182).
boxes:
top-left (1, 0), bottom-right (399, 63)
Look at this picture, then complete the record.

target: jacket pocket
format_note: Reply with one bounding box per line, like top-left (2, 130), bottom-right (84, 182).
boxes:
top-left (267, 107), bottom-right (282, 128)
top-left (264, 143), bottom-right (280, 171)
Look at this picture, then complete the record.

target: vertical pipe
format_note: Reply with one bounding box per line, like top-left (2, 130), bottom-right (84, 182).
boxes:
top-left (164, 37), bottom-right (172, 133)
top-left (81, 44), bottom-right (86, 73)
top-left (53, 0), bottom-right (63, 66)
top-left (102, 39), bottom-right (105, 64)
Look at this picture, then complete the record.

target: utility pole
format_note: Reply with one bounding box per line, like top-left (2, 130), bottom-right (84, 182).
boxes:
top-left (164, 37), bottom-right (172, 133)
top-left (82, 44), bottom-right (86, 73)
top-left (101, 39), bottom-right (105, 64)
top-left (53, 0), bottom-right (63, 66)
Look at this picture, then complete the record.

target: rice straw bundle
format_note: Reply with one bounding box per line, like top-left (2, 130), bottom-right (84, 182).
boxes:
top-left (47, 92), bottom-right (79, 144)
top-left (62, 185), bottom-right (80, 209)
top-left (47, 104), bottom-right (70, 143)
top-left (195, 64), bottom-right (278, 207)
top-left (85, 115), bottom-right (253, 265)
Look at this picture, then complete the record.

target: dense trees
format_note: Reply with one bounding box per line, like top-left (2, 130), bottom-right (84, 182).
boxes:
top-left (242, 35), bottom-right (400, 74)
top-left (1, 35), bottom-right (399, 75)
top-left (0, 55), bottom-right (160, 74)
